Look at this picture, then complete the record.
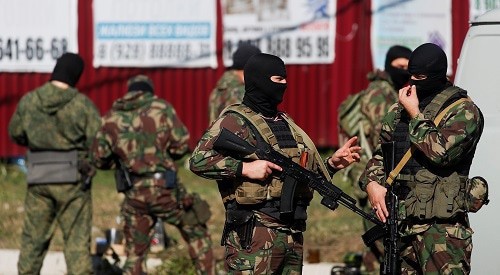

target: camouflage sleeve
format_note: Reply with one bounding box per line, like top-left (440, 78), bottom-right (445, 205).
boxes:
top-left (8, 94), bottom-right (30, 146)
top-left (408, 100), bottom-right (483, 166)
top-left (360, 103), bottom-right (399, 190)
top-left (190, 112), bottom-right (256, 180)
top-left (163, 102), bottom-right (189, 158)
top-left (90, 116), bottom-right (116, 170)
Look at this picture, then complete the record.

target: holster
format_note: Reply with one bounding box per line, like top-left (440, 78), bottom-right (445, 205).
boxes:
top-left (221, 209), bottom-right (255, 250)
top-left (114, 164), bottom-right (133, 193)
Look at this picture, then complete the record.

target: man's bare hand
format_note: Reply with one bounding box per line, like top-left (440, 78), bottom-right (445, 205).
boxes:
top-left (366, 181), bottom-right (389, 222)
top-left (242, 160), bottom-right (282, 180)
top-left (398, 85), bottom-right (420, 118)
top-left (329, 136), bottom-right (362, 169)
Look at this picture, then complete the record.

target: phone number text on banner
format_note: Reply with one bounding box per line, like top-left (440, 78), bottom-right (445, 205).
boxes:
top-left (94, 22), bottom-right (214, 68)
top-left (222, 0), bottom-right (337, 65)
top-left (93, 0), bottom-right (217, 68)
top-left (0, 0), bottom-right (78, 72)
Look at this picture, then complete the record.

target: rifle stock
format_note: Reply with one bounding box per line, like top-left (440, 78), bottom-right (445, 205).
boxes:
top-left (213, 128), bottom-right (383, 227)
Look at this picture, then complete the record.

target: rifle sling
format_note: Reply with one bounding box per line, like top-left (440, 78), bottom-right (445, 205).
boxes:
top-left (386, 97), bottom-right (470, 185)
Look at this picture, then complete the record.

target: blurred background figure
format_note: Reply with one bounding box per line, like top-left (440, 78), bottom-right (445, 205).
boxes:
top-left (207, 43), bottom-right (261, 124)
top-left (8, 52), bottom-right (100, 275)
top-left (91, 75), bottom-right (215, 275)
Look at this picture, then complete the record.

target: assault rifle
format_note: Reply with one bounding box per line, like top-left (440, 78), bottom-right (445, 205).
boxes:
top-left (380, 141), bottom-right (401, 275)
top-left (363, 142), bottom-right (400, 274)
top-left (212, 127), bottom-right (383, 227)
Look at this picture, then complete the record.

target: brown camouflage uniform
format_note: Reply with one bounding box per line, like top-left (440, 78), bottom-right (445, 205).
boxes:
top-left (190, 107), bottom-right (336, 274)
top-left (207, 70), bottom-right (245, 124)
top-left (8, 82), bottom-right (101, 275)
top-left (361, 85), bottom-right (484, 274)
top-left (91, 76), bottom-right (214, 275)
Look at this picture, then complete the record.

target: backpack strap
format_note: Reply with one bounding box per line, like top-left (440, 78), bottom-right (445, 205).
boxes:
top-left (386, 93), bottom-right (471, 185)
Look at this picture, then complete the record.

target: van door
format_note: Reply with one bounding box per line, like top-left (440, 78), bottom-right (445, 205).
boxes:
top-left (455, 8), bottom-right (500, 275)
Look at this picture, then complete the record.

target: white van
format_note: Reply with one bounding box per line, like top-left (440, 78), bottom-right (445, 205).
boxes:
top-left (455, 8), bottom-right (500, 275)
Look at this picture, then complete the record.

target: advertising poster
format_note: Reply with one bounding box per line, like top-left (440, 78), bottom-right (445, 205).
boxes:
top-left (0, 0), bottom-right (78, 72)
top-left (222, 0), bottom-right (337, 65)
top-left (371, 0), bottom-right (452, 74)
top-left (93, 0), bottom-right (217, 68)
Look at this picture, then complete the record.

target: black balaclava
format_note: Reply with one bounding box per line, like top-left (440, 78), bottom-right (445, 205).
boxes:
top-left (384, 45), bottom-right (412, 90)
top-left (408, 43), bottom-right (448, 101)
top-left (50, 52), bottom-right (84, 87)
top-left (232, 43), bottom-right (261, 70)
top-left (242, 53), bottom-right (287, 117)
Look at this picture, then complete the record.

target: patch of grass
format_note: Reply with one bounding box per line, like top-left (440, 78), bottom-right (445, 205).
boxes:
top-left (0, 153), bottom-right (369, 265)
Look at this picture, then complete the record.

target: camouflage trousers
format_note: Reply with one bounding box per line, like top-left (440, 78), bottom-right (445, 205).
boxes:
top-left (400, 223), bottom-right (473, 274)
top-left (224, 225), bottom-right (304, 274)
top-left (121, 185), bottom-right (215, 275)
top-left (18, 183), bottom-right (92, 275)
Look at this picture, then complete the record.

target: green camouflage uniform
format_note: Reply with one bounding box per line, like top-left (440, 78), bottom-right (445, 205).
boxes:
top-left (361, 86), bottom-right (483, 274)
top-left (207, 70), bottom-right (245, 124)
top-left (90, 85), bottom-right (214, 275)
top-left (190, 108), bottom-right (335, 274)
top-left (8, 82), bottom-right (100, 275)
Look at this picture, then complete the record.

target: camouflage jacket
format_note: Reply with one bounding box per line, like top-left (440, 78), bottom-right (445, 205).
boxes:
top-left (190, 107), bottom-right (333, 199)
top-left (362, 87), bottom-right (483, 234)
top-left (361, 88), bottom-right (483, 190)
top-left (8, 82), bottom-right (100, 159)
top-left (91, 91), bottom-right (189, 185)
top-left (207, 70), bottom-right (244, 124)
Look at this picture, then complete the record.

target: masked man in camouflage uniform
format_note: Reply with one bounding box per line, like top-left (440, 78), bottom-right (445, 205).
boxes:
top-left (8, 53), bottom-right (100, 275)
top-left (338, 45), bottom-right (412, 271)
top-left (90, 75), bottom-right (215, 275)
top-left (362, 43), bottom-right (484, 274)
top-left (190, 53), bottom-right (362, 274)
top-left (208, 43), bottom-right (261, 124)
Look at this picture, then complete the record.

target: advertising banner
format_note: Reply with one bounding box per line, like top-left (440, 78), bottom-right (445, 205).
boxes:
top-left (371, 0), bottom-right (452, 74)
top-left (0, 0), bottom-right (78, 72)
top-left (222, 0), bottom-right (337, 65)
top-left (93, 0), bottom-right (217, 68)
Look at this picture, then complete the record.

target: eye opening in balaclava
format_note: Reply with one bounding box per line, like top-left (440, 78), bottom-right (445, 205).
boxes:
top-left (384, 45), bottom-right (412, 90)
top-left (242, 53), bottom-right (287, 117)
top-left (408, 43), bottom-right (448, 100)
